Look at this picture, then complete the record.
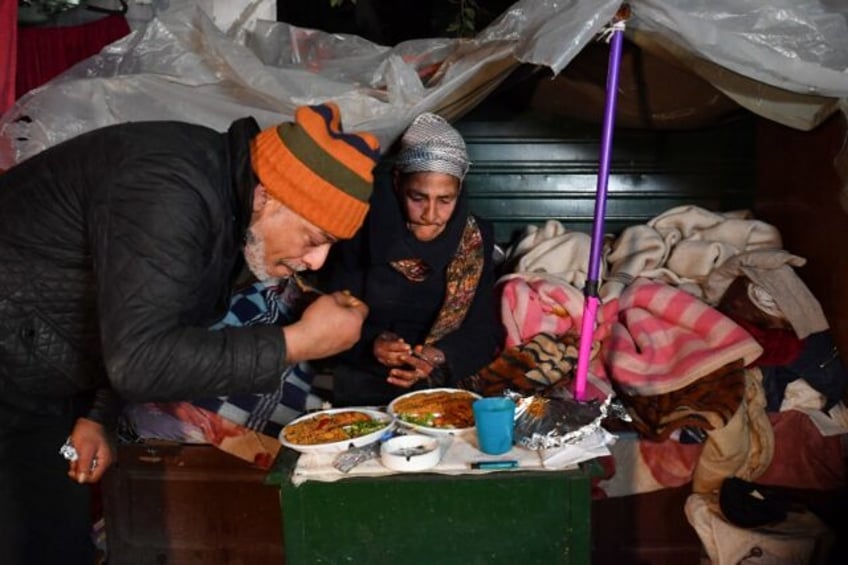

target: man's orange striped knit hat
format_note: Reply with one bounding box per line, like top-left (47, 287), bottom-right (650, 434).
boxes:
top-left (251, 103), bottom-right (381, 239)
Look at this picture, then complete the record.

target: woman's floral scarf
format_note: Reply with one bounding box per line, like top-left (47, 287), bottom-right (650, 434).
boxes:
top-left (389, 215), bottom-right (484, 344)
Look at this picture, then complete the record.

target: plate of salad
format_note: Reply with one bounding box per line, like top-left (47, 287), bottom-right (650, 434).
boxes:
top-left (387, 388), bottom-right (480, 436)
top-left (279, 408), bottom-right (395, 454)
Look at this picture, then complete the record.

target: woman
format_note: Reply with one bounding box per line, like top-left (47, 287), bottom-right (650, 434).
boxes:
top-left (321, 113), bottom-right (502, 406)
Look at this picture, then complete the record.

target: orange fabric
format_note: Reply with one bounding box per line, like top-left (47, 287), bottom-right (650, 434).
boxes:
top-left (250, 103), bottom-right (380, 240)
top-left (252, 127), bottom-right (371, 239)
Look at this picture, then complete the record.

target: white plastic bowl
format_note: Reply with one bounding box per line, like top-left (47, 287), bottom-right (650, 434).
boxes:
top-left (380, 434), bottom-right (442, 472)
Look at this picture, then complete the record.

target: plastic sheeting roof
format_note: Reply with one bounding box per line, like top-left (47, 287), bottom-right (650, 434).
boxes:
top-left (2, 0), bottom-right (847, 168)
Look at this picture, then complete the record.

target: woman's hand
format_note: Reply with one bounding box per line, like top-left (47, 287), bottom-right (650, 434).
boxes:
top-left (387, 345), bottom-right (445, 389)
top-left (373, 332), bottom-right (412, 367)
top-left (66, 417), bottom-right (114, 484)
top-left (413, 344), bottom-right (446, 367)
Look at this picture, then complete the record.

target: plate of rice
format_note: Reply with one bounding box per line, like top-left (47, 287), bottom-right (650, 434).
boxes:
top-left (387, 388), bottom-right (480, 436)
top-left (279, 408), bottom-right (394, 454)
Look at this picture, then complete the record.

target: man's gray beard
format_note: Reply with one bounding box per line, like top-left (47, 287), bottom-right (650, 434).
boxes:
top-left (243, 228), bottom-right (277, 283)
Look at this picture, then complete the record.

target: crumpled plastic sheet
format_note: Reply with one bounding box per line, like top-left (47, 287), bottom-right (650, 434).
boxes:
top-left (2, 0), bottom-right (847, 169)
top-left (0, 0), bottom-right (613, 168)
top-left (630, 0), bottom-right (848, 99)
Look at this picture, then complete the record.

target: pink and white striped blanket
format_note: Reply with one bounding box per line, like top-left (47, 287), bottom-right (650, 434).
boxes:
top-left (497, 274), bottom-right (763, 397)
top-left (606, 277), bottom-right (763, 396)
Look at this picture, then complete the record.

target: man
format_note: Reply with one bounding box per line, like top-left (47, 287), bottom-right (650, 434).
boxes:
top-left (0, 103), bottom-right (379, 563)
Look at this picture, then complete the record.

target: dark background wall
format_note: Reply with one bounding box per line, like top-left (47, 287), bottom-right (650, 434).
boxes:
top-left (276, 0), bottom-right (515, 45)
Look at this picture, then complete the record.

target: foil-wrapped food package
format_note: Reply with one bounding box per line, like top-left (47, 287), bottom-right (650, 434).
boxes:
top-left (509, 390), bottom-right (625, 450)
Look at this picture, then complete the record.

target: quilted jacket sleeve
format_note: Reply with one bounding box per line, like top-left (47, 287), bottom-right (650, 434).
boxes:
top-left (89, 155), bottom-right (286, 402)
top-left (86, 387), bottom-right (124, 428)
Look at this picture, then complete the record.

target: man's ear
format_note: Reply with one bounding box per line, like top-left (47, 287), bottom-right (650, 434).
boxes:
top-left (253, 184), bottom-right (268, 212)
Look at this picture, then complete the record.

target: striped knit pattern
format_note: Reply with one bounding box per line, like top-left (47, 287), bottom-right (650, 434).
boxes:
top-left (251, 102), bottom-right (380, 239)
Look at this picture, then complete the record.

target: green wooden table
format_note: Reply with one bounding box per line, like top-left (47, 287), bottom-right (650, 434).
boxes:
top-left (266, 449), bottom-right (593, 564)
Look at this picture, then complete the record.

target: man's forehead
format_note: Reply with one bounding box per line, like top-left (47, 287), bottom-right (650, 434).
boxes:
top-left (302, 217), bottom-right (336, 244)
top-left (272, 195), bottom-right (336, 243)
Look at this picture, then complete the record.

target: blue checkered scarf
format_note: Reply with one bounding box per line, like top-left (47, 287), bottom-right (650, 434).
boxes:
top-left (190, 279), bottom-right (318, 439)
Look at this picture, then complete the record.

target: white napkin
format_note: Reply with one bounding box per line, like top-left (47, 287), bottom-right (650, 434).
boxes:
top-left (291, 431), bottom-right (546, 486)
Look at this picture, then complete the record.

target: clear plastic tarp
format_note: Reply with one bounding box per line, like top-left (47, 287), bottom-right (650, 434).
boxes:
top-left (2, 0), bottom-right (847, 168)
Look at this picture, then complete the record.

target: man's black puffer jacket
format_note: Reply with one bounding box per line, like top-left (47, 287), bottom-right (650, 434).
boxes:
top-left (0, 118), bottom-right (286, 421)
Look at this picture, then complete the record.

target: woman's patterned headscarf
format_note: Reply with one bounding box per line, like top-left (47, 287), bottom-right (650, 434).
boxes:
top-left (394, 113), bottom-right (470, 181)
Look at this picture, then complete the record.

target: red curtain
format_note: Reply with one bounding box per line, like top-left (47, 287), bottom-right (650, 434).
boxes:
top-left (15, 13), bottom-right (130, 100)
top-left (0, 0), bottom-right (17, 115)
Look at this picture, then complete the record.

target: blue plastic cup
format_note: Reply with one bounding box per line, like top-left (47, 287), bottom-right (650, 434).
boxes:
top-left (472, 397), bottom-right (516, 455)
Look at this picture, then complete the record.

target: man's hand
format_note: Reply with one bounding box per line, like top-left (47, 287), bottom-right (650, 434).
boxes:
top-left (67, 417), bottom-right (114, 484)
top-left (283, 291), bottom-right (369, 363)
top-left (373, 332), bottom-right (412, 367)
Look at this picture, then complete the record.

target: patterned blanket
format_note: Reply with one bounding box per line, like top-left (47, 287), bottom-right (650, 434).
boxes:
top-left (468, 273), bottom-right (781, 498)
top-left (495, 274), bottom-right (763, 399)
top-left (491, 206), bottom-right (845, 498)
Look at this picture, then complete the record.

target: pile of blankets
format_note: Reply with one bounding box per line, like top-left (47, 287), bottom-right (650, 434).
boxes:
top-left (474, 204), bottom-right (845, 498)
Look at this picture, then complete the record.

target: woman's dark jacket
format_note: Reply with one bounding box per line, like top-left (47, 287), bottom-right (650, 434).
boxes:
top-left (0, 118), bottom-right (286, 424)
top-left (322, 177), bottom-right (502, 406)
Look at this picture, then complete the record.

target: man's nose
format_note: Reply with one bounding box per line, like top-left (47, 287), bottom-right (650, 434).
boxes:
top-left (303, 243), bottom-right (331, 271)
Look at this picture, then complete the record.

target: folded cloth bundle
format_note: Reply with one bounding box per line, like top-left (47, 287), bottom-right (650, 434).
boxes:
top-left (686, 489), bottom-right (834, 564)
top-left (704, 249), bottom-right (829, 339)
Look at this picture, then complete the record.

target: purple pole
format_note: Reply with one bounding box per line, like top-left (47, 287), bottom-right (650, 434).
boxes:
top-left (574, 21), bottom-right (625, 401)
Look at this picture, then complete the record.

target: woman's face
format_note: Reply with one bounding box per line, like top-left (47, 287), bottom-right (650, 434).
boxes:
top-left (394, 171), bottom-right (460, 241)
